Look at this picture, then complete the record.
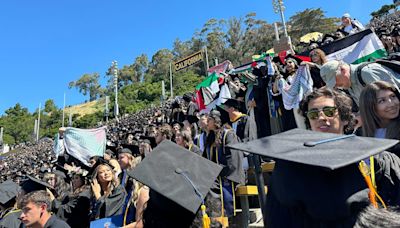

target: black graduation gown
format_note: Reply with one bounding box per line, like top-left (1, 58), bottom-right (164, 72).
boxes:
top-left (265, 160), bottom-right (369, 227)
top-left (231, 115), bottom-right (247, 141)
top-left (43, 214), bottom-right (71, 228)
top-left (52, 189), bottom-right (91, 228)
top-left (0, 209), bottom-right (22, 228)
top-left (92, 184), bottom-right (127, 219)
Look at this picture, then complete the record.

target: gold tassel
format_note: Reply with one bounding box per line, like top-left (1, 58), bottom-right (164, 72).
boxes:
top-left (201, 205), bottom-right (211, 228)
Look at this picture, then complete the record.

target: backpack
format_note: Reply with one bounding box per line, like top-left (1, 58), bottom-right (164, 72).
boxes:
top-left (356, 59), bottom-right (400, 86)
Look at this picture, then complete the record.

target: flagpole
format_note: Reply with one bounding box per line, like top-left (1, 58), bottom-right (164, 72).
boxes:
top-left (204, 46), bottom-right (210, 70)
top-left (169, 63), bottom-right (173, 98)
top-left (37, 103), bottom-right (41, 142)
top-left (62, 93), bottom-right (66, 127)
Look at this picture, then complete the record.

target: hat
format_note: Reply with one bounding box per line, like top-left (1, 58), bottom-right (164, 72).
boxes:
top-left (21, 176), bottom-right (54, 193)
top-left (119, 144), bottom-right (140, 155)
top-left (342, 13), bottom-right (351, 19)
top-left (320, 60), bottom-right (340, 89)
top-left (0, 180), bottom-right (20, 205)
top-left (185, 115), bottom-right (199, 124)
top-left (223, 98), bottom-right (246, 113)
top-left (213, 106), bottom-right (230, 125)
top-left (127, 140), bottom-right (222, 214)
top-left (139, 135), bottom-right (157, 149)
top-left (227, 128), bottom-right (398, 170)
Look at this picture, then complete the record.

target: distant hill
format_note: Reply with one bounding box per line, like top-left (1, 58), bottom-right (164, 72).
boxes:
top-left (65, 97), bottom-right (106, 118)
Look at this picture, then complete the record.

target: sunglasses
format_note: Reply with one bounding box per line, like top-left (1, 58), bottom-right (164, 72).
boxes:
top-left (306, 106), bottom-right (337, 120)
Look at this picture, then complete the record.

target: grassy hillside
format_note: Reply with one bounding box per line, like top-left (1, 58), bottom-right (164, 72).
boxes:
top-left (64, 97), bottom-right (105, 118)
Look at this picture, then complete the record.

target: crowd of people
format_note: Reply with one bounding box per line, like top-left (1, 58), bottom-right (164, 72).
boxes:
top-left (2, 10), bottom-right (400, 228)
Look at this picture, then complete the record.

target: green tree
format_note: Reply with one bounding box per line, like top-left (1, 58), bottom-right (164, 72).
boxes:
top-left (0, 103), bottom-right (34, 144)
top-left (132, 54), bottom-right (149, 83)
top-left (44, 99), bottom-right (57, 113)
top-left (287, 8), bottom-right (340, 45)
top-left (69, 73), bottom-right (103, 101)
top-left (148, 49), bottom-right (174, 82)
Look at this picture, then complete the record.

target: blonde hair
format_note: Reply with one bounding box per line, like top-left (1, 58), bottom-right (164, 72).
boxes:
top-left (91, 164), bottom-right (119, 198)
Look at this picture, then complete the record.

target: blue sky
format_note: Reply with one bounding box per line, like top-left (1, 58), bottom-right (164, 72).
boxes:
top-left (0, 0), bottom-right (393, 115)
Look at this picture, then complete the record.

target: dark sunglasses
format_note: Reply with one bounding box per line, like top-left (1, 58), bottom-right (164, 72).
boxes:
top-left (306, 106), bottom-right (337, 120)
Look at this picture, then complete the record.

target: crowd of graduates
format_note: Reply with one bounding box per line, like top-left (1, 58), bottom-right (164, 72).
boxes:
top-left (3, 11), bottom-right (400, 228)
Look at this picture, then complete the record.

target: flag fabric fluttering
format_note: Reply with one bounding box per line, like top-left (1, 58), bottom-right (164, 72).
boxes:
top-left (62, 126), bottom-right (107, 166)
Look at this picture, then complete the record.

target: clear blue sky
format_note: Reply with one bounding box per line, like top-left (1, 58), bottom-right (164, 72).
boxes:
top-left (0, 0), bottom-right (393, 115)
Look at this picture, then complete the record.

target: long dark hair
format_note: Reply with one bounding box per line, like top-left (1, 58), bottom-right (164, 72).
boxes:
top-left (360, 81), bottom-right (400, 137)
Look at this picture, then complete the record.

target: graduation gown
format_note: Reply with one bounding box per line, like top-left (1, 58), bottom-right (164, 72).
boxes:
top-left (92, 184), bottom-right (127, 219)
top-left (52, 189), bottom-right (91, 228)
top-left (265, 160), bottom-right (369, 227)
top-left (231, 114), bottom-right (247, 141)
top-left (0, 209), bottom-right (22, 228)
top-left (43, 215), bottom-right (71, 228)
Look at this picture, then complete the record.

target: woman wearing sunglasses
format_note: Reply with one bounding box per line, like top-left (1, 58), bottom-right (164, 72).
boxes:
top-left (299, 87), bottom-right (354, 134)
top-left (359, 81), bottom-right (400, 155)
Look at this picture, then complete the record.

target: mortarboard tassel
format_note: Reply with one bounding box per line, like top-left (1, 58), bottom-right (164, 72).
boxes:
top-left (358, 160), bottom-right (387, 209)
top-left (201, 204), bottom-right (211, 228)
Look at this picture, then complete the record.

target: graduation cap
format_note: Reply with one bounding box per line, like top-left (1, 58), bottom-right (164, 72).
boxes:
top-left (223, 98), bottom-right (246, 113)
top-left (106, 141), bottom-right (118, 152)
top-left (0, 180), bottom-right (20, 205)
top-left (185, 115), bottom-right (199, 124)
top-left (214, 106), bottom-right (231, 125)
top-left (139, 135), bottom-right (157, 149)
top-left (127, 140), bottom-right (222, 222)
top-left (119, 144), bottom-right (140, 155)
top-left (227, 128), bottom-right (398, 170)
top-left (20, 176), bottom-right (54, 194)
top-left (227, 128), bottom-right (399, 226)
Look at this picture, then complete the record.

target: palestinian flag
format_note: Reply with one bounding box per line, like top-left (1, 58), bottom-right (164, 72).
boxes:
top-left (303, 29), bottom-right (387, 64)
top-left (195, 72), bottom-right (223, 111)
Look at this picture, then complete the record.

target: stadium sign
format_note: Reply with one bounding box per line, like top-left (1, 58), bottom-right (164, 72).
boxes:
top-left (174, 51), bottom-right (203, 71)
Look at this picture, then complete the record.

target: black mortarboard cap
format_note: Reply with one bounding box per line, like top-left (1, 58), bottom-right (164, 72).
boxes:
top-left (127, 140), bottom-right (222, 214)
top-left (185, 115), bottom-right (199, 124)
top-left (223, 98), bottom-right (246, 113)
top-left (227, 128), bottom-right (398, 170)
top-left (119, 144), bottom-right (140, 155)
top-left (0, 180), bottom-right (20, 205)
top-left (106, 141), bottom-right (118, 152)
top-left (215, 105), bottom-right (230, 125)
top-left (139, 136), bottom-right (157, 149)
top-left (21, 176), bottom-right (54, 193)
